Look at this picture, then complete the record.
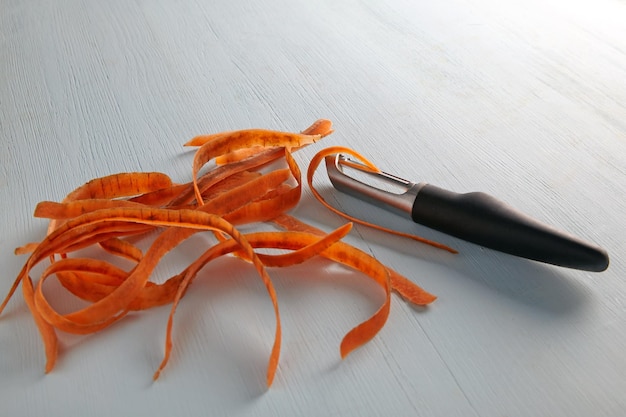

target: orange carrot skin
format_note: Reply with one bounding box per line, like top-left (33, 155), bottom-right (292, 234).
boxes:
top-left (3, 119), bottom-right (440, 388)
top-left (45, 172), bottom-right (172, 237)
top-left (3, 123), bottom-right (319, 382)
top-left (129, 224), bottom-right (351, 313)
top-left (153, 226), bottom-right (356, 380)
top-left (215, 146), bottom-right (265, 165)
top-left (19, 264), bottom-right (59, 373)
top-left (182, 119), bottom-right (333, 147)
top-left (211, 118), bottom-right (333, 165)
top-left (272, 214), bottom-right (437, 306)
top-left (98, 238), bottom-right (143, 262)
top-left (300, 119), bottom-right (334, 137)
top-left (181, 227), bottom-right (391, 359)
top-left (129, 183), bottom-right (189, 206)
top-left (35, 199), bottom-right (146, 220)
top-left (24, 206), bottom-right (283, 386)
top-left (191, 130), bottom-right (320, 204)
top-left (64, 172), bottom-right (173, 201)
top-left (169, 147), bottom-right (285, 206)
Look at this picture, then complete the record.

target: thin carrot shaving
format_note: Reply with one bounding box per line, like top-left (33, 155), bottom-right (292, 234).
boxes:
top-left (35, 199), bottom-right (147, 220)
top-left (169, 148), bottom-right (286, 207)
top-left (211, 119), bottom-right (334, 166)
top-left (191, 130), bottom-right (322, 205)
top-left (63, 172), bottom-right (173, 201)
top-left (98, 238), bottom-right (143, 262)
top-left (271, 214), bottom-right (437, 306)
top-left (1, 118), bottom-right (448, 387)
top-left (14, 242), bottom-right (39, 255)
top-left (47, 172), bottom-right (173, 236)
top-left (215, 146), bottom-right (265, 165)
top-left (300, 119), bottom-right (335, 137)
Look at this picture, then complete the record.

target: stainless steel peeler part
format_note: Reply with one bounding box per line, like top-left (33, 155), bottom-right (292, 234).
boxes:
top-left (324, 154), bottom-right (424, 219)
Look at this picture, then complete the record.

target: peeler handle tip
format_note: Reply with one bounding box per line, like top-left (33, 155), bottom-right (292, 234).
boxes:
top-left (411, 185), bottom-right (609, 272)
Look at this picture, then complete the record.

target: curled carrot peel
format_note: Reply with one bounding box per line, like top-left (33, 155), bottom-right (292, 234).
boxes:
top-left (271, 214), bottom-right (437, 306)
top-left (46, 172), bottom-right (173, 237)
top-left (98, 238), bottom-right (143, 262)
top-left (190, 130), bottom-right (321, 205)
top-left (1, 119), bottom-right (442, 387)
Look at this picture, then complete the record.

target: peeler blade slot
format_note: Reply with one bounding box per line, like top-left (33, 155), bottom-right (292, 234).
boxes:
top-left (324, 154), bottom-right (423, 219)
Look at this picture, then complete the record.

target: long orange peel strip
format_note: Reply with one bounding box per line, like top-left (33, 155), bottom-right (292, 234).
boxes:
top-left (1, 119), bottom-right (446, 387)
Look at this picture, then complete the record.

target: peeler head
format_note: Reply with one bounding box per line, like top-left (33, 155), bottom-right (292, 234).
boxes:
top-left (324, 154), bottom-right (423, 218)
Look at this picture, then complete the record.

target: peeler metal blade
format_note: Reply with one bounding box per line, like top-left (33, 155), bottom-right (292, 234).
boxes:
top-left (325, 154), bottom-right (422, 219)
top-left (324, 154), bottom-right (609, 272)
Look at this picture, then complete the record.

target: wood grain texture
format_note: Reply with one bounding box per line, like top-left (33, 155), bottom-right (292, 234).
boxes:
top-left (1, 0), bottom-right (625, 416)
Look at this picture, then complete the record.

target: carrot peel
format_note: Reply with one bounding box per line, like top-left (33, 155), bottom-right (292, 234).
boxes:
top-left (2, 119), bottom-right (438, 387)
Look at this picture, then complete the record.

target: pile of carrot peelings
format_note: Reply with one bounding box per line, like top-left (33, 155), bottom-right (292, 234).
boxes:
top-left (0, 119), bottom-right (453, 387)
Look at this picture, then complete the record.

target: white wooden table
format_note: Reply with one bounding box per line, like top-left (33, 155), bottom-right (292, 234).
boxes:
top-left (1, 0), bottom-right (625, 415)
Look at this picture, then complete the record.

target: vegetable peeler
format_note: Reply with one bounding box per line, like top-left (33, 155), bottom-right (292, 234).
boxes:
top-left (325, 154), bottom-right (609, 272)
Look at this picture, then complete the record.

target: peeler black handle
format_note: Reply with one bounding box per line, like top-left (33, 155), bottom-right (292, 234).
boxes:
top-left (411, 184), bottom-right (610, 272)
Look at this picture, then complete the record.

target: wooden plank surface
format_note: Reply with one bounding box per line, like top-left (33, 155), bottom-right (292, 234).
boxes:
top-left (1, 0), bottom-right (625, 415)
